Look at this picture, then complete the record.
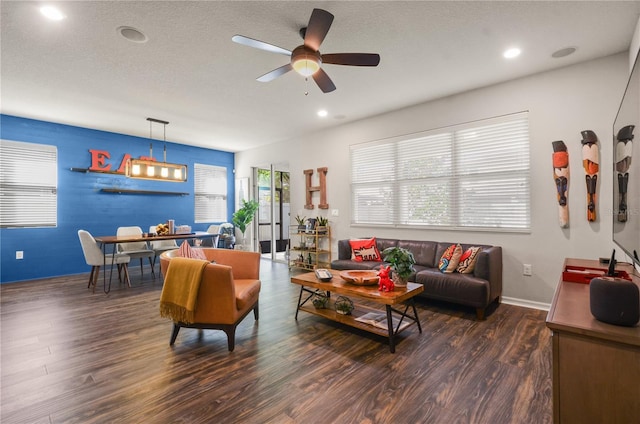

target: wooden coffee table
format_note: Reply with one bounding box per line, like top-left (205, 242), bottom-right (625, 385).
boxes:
top-left (290, 269), bottom-right (423, 353)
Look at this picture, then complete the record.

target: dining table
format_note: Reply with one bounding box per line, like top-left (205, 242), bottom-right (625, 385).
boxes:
top-left (94, 231), bottom-right (215, 293)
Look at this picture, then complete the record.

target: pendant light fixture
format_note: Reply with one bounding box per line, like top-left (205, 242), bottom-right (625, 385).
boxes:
top-left (125, 118), bottom-right (188, 182)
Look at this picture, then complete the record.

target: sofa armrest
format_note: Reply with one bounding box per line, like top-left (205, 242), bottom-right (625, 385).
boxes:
top-left (473, 246), bottom-right (503, 300)
top-left (337, 240), bottom-right (352, 260)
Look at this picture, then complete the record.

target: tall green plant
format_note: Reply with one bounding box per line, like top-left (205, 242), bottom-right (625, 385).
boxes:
top-left (232, 199), bottom-right (259, 237)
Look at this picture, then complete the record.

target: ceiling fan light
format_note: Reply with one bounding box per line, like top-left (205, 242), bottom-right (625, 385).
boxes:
top-left (292, 57), bottom-right (320, 77)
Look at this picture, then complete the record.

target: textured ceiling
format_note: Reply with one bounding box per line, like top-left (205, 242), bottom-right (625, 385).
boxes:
top-left (2, 1), bottom-right (640, 152)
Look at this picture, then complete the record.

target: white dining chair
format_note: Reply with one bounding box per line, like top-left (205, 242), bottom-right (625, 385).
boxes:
top-left (78, 229), bottom-right (131, 292)
top-left (204, 224), bottom-right (221, 248)
top-left (116, 226), bottom-right (155, 278)
top-left (148, 225), bottom-right (178, 272)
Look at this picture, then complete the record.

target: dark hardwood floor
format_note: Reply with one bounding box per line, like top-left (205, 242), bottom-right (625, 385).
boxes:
top-left (1, 260), bottom-right (552, 424)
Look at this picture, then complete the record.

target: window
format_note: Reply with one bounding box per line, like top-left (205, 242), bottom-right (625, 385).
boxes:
top-left (194, 163), bottom-right (227, 223)
top-left (0, 139), bottom-right (58, 228)
top-left (351, 112), bottom-right (530, 231)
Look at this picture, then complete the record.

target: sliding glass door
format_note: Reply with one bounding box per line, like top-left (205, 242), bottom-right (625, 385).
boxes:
top-left (255, 167), bottom-right (290, 262)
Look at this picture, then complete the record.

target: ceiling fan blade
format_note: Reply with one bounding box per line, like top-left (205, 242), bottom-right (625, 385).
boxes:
top-left (304, 8), bottom-right (334, 51)
top-left (257, 63), bottom-right (293, 82)
top-left (232, 35), bottom-right (291, 56)
top-left (321, 53), bottom-right (381, 67)
top-left (312, 68), bottom-right (336, 93)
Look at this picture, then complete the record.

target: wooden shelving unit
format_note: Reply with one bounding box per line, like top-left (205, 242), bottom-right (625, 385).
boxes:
top-left (289, 225), bottom-right (331, 271)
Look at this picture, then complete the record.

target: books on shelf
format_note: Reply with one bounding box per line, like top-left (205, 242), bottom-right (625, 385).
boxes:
top-left (355, 312), bottom-right (411, 331)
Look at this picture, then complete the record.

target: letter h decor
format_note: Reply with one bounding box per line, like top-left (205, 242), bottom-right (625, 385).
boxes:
top-left (304, 167), bottom-right (328, 210)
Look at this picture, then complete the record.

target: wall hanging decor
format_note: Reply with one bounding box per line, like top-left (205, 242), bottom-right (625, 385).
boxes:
top-left (304, 167), bottom-right (328, 209)
top-left (615, 125), bottom-right (634, 222)
top-left (552, 140), bottom-right (570, 228)
top-left (581, 130), bottom-right (599, 222)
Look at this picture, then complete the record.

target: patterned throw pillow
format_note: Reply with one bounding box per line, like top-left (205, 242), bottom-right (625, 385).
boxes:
top-left (457, 246), bottom-right (481, 274)
top-left (178, 240), bottom-right (207, 260)
top-left (438, 244), bottom-right (463, 273)
top-left (349, 238), bottom-right (382, 262)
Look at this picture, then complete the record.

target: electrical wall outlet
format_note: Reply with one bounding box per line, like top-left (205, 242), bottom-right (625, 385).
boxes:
top-left (16, 251), bottom-right (24, 260)
top-left (523, 264), bottom-right (532, 276)
top-left (331, 209), bottom-right (339, 217)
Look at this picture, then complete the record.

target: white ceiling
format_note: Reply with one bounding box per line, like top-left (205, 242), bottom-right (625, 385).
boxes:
top-left (2, 1), bottom-right (640, 153)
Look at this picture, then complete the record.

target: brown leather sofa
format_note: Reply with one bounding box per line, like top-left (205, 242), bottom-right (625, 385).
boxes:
top-left (160, 248), bottom-right (261, 351)
top-left (331, 238), bottom-right (502, 320)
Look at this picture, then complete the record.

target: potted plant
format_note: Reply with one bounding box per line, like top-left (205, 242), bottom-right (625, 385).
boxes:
top-left (312, 290), bottom-right (329, 309)
top-left (294, 215), bottom-right (306, 232)
top-left (335, 296), bottom-right (354, 315)
top-left (382, 246), bottom-right (416, 287)
top-left (232, 199), bottom-right (259, 249)
top-left (315, 216), bottom-right (329, 233)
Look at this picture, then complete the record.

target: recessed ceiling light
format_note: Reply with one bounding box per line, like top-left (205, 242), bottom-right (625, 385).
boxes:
top-left (503, 48), bottom-right (521, 59)
top-left (117, 26), bottom-right (148, 43)
top-left (552, 47), bottom-right (577, 58)
top-left (40, 6), bottom-right (65, 21)
top-left (317, 110), bottom-right (328, 118)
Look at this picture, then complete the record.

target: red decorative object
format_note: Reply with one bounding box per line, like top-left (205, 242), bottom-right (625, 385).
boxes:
top-left (349, 237), bottom-right (381, 262)
top-left (562, 264), bottom-right (631, 284)
top-left (378, 265), bottom-right (395, 292)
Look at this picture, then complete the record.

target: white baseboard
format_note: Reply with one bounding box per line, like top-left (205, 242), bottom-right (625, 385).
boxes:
top-left (502, 296), bottom-right (550, 311)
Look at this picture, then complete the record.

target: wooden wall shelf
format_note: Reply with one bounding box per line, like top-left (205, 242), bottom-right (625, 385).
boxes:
top-left (100, 188), bottom-right (189, 196)
top-left (70, 167), bottom-right (121, 175)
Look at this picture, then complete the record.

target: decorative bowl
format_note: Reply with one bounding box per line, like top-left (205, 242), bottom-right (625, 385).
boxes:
top-left (339, 270), bottom-right (379, 286)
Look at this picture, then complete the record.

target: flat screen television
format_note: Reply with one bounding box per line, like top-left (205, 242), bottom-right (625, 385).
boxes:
top-left (613, 49), bottom-right (640, 267)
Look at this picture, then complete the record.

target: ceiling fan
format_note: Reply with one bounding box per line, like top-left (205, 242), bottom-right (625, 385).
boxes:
top-left (232, 8), bottom-right (380, 93)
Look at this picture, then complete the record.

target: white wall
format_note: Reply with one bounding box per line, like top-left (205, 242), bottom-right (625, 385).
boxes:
top-left (630, 17), bottom-right (640, 71)
top-left (236, 52), bottom-right (630, 305)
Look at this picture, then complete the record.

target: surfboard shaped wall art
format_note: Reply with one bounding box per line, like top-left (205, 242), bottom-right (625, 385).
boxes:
top-left (552, 140), bottom-right (570, 228)
top-left (581, 130), bottom-right (599, 222)
top-left (616, 125), bottom-right (634, 222)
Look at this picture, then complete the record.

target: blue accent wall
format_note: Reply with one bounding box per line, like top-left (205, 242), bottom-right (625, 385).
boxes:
top-left (0, 115), bottom-right (235, 283)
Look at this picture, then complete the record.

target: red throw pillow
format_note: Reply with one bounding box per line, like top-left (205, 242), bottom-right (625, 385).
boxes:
top-left (349, 238), bottom-right (382, 262)
top-left (178, 241), bottom-right (207, 260)
top-left (438, 244), bottom-right (463, 273)
top-left (457, 247), bottom-right (481, 274)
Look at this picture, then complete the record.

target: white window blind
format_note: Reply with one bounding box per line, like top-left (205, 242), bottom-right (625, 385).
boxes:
top-left (0, 139), bottom-right (58, 228)
top-left (194, 163), bottom-right (227, 223)
top-left (351, 112), bottom-right (530, 231)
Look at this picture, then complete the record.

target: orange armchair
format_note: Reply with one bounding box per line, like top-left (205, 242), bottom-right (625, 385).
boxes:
top-left (160, 248), bottom-right (261, 351)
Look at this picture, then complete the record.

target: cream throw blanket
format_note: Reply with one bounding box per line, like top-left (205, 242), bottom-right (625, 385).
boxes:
top-left (159, 257), bottom-right (210, 324)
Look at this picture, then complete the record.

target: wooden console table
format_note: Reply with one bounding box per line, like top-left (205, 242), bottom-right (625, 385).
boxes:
top-left (546, 258), bottom-right (640, 423)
